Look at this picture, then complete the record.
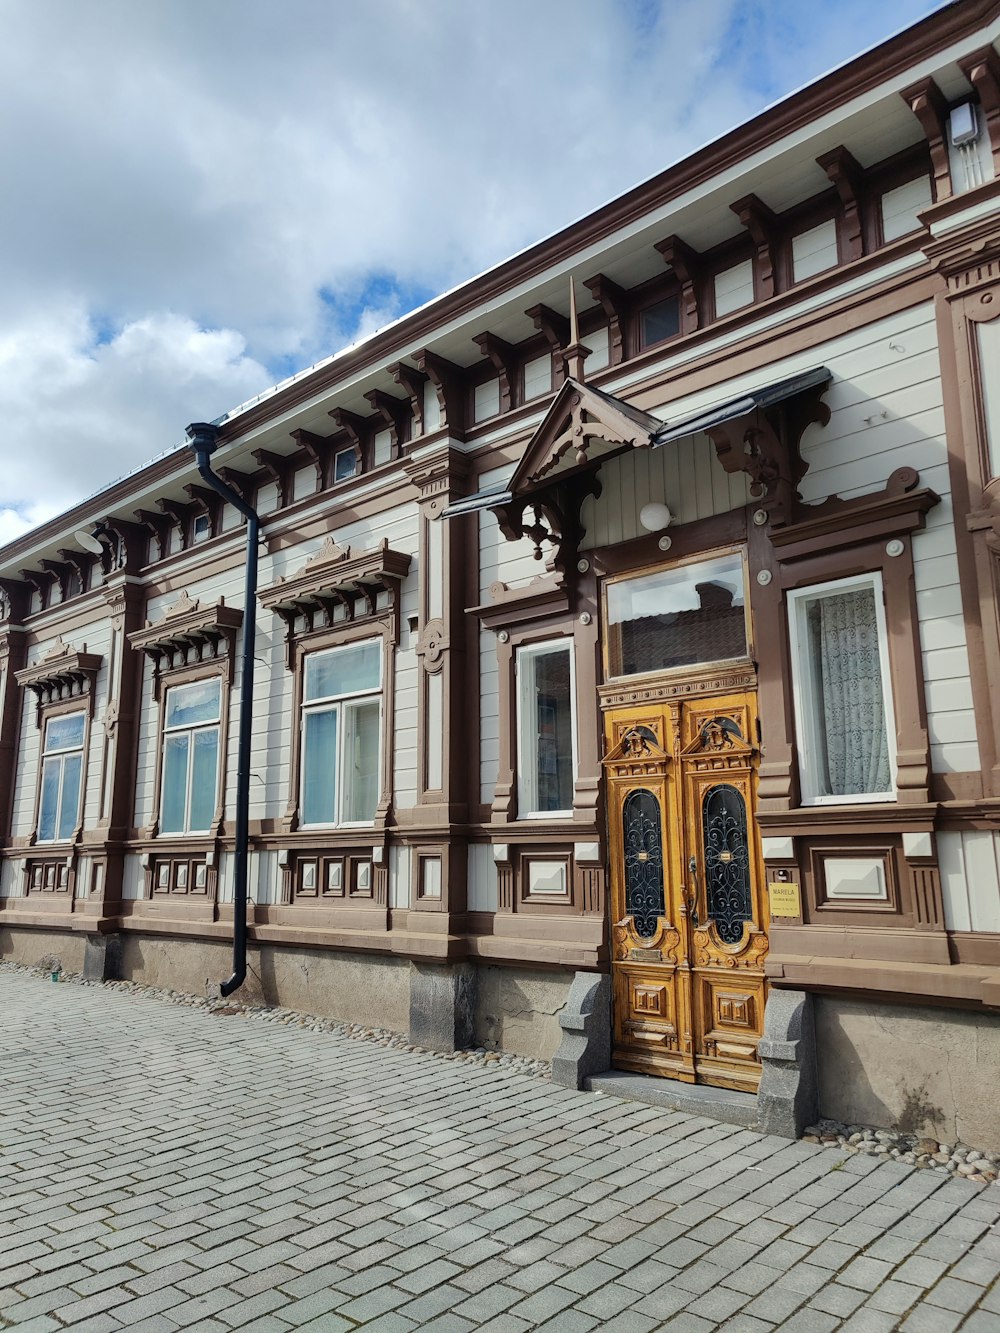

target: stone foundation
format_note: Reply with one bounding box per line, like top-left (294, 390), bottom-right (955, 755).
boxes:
top-left (0, 926), bottom-right (570, 1058)
top-left (815, 996), bottom-right (1000, 1152)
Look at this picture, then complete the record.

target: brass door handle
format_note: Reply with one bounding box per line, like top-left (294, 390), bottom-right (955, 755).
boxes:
top-left (686, 855), bottom-right (700, 927)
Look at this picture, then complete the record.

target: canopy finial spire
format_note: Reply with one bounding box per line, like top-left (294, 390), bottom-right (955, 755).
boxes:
top-left (562, 274), bottom-right (591, 383)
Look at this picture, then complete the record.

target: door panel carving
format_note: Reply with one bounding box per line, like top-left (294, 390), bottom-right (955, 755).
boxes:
top-left (604, 684), bottom-right (768, 1091)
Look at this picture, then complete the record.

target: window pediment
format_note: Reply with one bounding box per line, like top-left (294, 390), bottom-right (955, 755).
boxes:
top-left (15, 637), bottom-right (103, 720)
top-left (259, 536), bottom-right (412, 667)
top-left (128, 592), bottom-right (243, 685)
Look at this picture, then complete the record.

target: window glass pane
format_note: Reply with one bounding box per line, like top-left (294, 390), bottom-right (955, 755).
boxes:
top-left (302, 708), bottom-right (338, 825)
top-left (45, 713), bottom-right (85, 752)
top-left (801, 584), bottom-right (891, 798)
top-left (189, 729), bottom-right (219, 831)
top-left (343, 700), bottom-right (380, 823)
top-left (524, 646), bottom-right (574, 813)
top-left (57, 753), bottom-right (83, 840)
top-left (640, 297), bottom-right (680, 347)
top-left (607, 554), bottom-right (746, 676)
top-left (304, 641), bottom-right (381, 702)
top-left (38, 758), bottom-right (60, 840)
top-left (160, 733), bottom-right (189, 834)
top-left (335, 449), bottom-right (357, 482)
top-left (165, 679), bottom-right (221, 729)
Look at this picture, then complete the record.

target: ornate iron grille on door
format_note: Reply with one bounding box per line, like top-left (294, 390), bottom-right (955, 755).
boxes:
top-left (702, 783), bottom-right (752, 944)
top-left (622, 788), bottom-right (665, 937)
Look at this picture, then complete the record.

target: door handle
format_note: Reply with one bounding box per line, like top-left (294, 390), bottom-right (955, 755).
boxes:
top-left (686, 855), bottom-right (700, 927)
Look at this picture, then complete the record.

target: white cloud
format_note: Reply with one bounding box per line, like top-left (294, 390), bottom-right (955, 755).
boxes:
top-left (0, 0), bottom-right (940, 537)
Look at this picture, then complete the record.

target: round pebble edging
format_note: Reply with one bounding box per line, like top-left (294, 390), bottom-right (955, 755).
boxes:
top-left (802, 1118), bottom-right (1000, 1185)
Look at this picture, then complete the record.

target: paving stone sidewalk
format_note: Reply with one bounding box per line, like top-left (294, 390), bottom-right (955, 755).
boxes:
top-left (1, 971), bottom-right (998, 1332)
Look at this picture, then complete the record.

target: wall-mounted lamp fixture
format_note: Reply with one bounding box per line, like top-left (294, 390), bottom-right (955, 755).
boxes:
top-left (639, 502), bottom-right (672, 533)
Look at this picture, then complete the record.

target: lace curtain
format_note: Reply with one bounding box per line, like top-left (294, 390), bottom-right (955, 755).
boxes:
top-left (806, 587), bottom-right (891, 796)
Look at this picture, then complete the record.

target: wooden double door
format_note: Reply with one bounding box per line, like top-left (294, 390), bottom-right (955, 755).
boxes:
top-left (604, 683), bottom-right (769, 1092)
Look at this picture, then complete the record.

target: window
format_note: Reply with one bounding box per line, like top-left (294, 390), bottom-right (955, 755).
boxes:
top-left (192, 513), bottom-right (211, 544)
top-left (334, 448), bottom-right (357, 483)
top-left (788, 574), bottom-right (896, 805)
top-left (160, 678), bottom-right (222, 834)
top-left (300, 640), bottom-right (381, 826)
top-left (517, 641), bottom-right (576, 817)
top-left (37, 712), bottom-right (85, 842)
top-left (639, 297), bottom-right (680, 349)
top-left (606, 552), bottom-right (748, 678)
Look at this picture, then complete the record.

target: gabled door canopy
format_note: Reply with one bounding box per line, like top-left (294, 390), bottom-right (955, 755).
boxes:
top-left (443, 366), bottom-right (832, 577)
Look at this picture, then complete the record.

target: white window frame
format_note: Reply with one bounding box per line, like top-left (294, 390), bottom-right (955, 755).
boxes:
top-left (299, 639), bottom-right (383, 829)
top-left (159, 679), bottom-right (222, 836)
top-left (787, 572), bottom-right (897, 807)
top-left (516, 638), bottom-right (577, 820)
top-left (37, 710), bottom-right (86, 843)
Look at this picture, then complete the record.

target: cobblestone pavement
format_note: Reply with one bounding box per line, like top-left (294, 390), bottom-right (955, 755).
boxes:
top-left (2, 971), bottom-right (999, 1332)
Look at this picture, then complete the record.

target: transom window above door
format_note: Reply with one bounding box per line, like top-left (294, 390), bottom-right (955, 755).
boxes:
top-left (605, 552), bottom-right (749, 678)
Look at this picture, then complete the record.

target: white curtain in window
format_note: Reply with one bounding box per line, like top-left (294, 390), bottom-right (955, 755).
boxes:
top-left (808, 588), bottom-right (891, 796)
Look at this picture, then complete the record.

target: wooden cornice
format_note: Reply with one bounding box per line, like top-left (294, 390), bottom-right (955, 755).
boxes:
top-left (900, 76), bottom-right (952, 202)
top-left (817, 146), bottom-right (865, 261)
top-left (469, 571), bottom-right (570, 631)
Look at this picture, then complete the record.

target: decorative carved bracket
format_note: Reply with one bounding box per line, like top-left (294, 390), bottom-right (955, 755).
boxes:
top-left (128, 592), bottom-right (243, 688)
top-left (900, 76), bottom-right (951, 202)
top-left (817, 146), bottom-right (865, 262)
top-left (414, 349), bottom-right (467, 440)
top-left (183, 483), bottom-right (224, 536)
top-left (472, 332), bottom-right (519, 413)
top-left (705, 378), bottom-right (832, 527)
top-left (495, 471), bottom-right (602, 581)
top-left (19, 567), bottom-right (59, 610)
top-left (389, 362), bottom-right (429, 437)
top-left (95, 516), bottom-right (146, 576)
top-left (252, 448), bottom-right (296, 507)
top-left (730, 194), bottom-right (778, 299)
top-left (582, 274), bottom-right (627, 364)
top-left (0, 578), bottom-right (30, 625)
top-left (365, 388), bottom-right (410, 455)
top-left (655, 235), bottom-right (703, 333)
top-left (15, 639), bottom-right (103, 721)
top-left (218, 466), bottom-right (255, 504)
top-left (259, 537), bottom-right (412, 668)
top-left (959, 47), bottom-right (1000, 176)
top-left (291, 428), bottom-right (335, 490)
top-left (135, 508), bottom-right (174, 561)
top-left (39, 558), bottom-right (78, 602)
top-left (525, 303), bottom-right (570, 386)
top-left (327, 408), bottom-right (370, 472)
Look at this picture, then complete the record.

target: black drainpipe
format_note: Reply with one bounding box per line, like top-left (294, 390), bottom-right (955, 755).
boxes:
top-left (185, 422), bottom-right (259, 998)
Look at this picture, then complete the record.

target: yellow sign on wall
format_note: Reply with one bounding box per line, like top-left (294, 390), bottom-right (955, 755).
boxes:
top-left (768, 881), bottom-right (801, 919)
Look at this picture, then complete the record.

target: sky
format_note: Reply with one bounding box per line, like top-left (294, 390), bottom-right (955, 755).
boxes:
top-left (0, 0), bottom-right (944, 546)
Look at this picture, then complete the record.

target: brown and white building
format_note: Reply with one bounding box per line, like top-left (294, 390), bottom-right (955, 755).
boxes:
top-left (3, 0), bottom-right (1000, 1144)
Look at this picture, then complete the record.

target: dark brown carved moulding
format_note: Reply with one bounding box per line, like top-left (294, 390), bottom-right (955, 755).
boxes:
top-left (127, 591), bottom-right (243, 693)
top-left (14, 637), bottom-right (103, 723)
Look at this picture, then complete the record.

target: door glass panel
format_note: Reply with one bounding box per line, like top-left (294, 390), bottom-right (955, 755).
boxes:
top-left (622, 788), bottom-right (665, 938)
top-left (703, 783), bottom-right (752, 945)
top-left (607, 553), bottom-right (747, 676)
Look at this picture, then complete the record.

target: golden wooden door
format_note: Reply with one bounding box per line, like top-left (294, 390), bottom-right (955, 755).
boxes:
top-left (604, 687), bottom-right (769, 1092)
